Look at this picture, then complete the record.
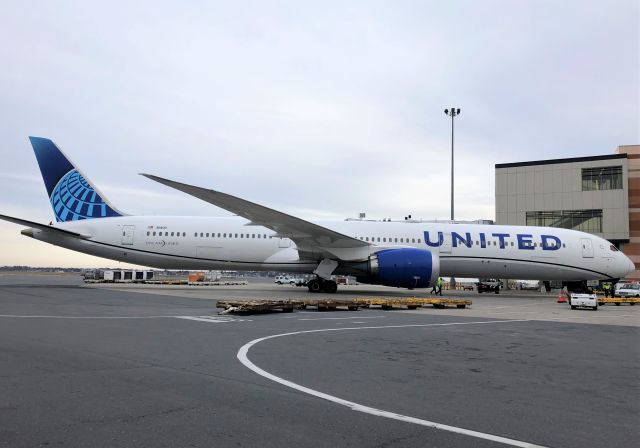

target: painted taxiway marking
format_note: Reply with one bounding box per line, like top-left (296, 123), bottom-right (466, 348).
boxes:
top-left (0, 314), bottom-right (247, 322)
top-left (0, 314), bottom-right (174, 319)
top-left (296, 316), bottom-right (386, 321)
top-left (174, 316), bottom-right (250, 323)
top-left (238, 319), bottom-right (548, 448)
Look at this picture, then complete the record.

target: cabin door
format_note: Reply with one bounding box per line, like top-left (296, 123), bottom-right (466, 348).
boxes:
top-left (440, 232), bottom-right (452, 254)
top-left (580, 238), bottom-right (593, 258)
top-left (121, 225), bottom-right (135, 245)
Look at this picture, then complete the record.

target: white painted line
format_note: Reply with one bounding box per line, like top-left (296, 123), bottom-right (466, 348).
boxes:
top-left (0, 314), bottom-right (241, 321)
top-left (0, 314), bottom-right (175, 319)
top-left (297, 316), bottom-right (386, 321)
top-left (238, 319), bottom-right (548, 448)
top-left (174, 316), bottom-right (248, 323)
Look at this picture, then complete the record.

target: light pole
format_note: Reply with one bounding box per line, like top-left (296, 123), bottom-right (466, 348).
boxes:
top-left (444, 107), bottom-right (460, 221)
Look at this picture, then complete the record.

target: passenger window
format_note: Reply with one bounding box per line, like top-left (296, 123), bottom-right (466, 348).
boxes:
top-left (252, 234), bottom-right (255, 238)
top-left (171, 232), bottom-right (174, 237)
top-left (377, 237), bottom-right (380, 242)
top-left (383, 238), bottom-right (387, 242)
top-left (165, 232), bottom-right (168, 236)
top-left (146, 231), bottom-right (150, 236)
top-left (200, 233), bottom-right (203, 237)
top-left (412, 238), bottom-right (415, 243)
top-left (417, 238), bottom-right (421, 243)
top-left (235, 233), bottom-right (238, 238)
top-left (153, 232), bottom-right (156, 236)
top-left (240, 234), bottom-right (243, 238)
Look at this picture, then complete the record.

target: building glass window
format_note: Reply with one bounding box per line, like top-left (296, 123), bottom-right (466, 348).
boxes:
top-left (582, 166), bottom-right (622, 191)
top-left (526, 209), bottom-right (603, 233)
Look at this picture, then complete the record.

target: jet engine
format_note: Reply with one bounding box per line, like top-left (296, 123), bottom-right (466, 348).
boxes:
top-left (356, 248), bottom-right (440, 289)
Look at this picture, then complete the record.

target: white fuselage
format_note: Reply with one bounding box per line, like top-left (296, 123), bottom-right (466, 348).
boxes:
top-left (27, 216), bottom-right (633, 281)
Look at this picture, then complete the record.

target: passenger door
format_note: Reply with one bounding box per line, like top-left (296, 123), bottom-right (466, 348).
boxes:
top-left (440, 232), bottom-right (452, 254)
top-left (580, 238), bottom-right (594, 258)
top-left (121, 225), bottom-right (135, 245)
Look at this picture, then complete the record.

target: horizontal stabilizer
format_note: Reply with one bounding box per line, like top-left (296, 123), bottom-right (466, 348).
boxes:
top-left (0, 214), bottom-right (89, 238)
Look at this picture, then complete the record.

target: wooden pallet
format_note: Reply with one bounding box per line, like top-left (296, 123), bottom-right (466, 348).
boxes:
top-left (216, 297), bottom-right (472, 314)
top-left (216, 299), bottom-right (304, 313)
top-left (356, 297), bottom-right (472, 310)
top-left (302, 299), bottom-right (361, 311)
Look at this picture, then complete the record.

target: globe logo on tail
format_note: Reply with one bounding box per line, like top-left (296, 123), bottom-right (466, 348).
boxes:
top-left (50, 169), bottom-right (119, 221)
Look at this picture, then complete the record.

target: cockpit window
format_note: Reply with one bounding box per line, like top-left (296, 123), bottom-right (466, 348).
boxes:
top-left (610, 245), bottom-right (619, 252)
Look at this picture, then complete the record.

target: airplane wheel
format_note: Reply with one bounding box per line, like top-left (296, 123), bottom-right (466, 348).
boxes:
top-left (323, 280), bottom-right (338, 294)
top-left (308, 279), bottom-right (322, 293)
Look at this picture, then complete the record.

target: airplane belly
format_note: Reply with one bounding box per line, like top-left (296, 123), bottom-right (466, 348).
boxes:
top-left (440, 256), bottom-right (602, 280)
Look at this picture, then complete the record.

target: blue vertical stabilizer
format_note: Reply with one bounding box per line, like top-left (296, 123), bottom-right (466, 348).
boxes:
top-left (29, 137), bottom-right (124, 222)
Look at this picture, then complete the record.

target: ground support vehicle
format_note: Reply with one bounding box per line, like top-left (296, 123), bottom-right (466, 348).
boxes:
top-left (570, 293), bottom-right (598, 310)
top-left (614, 283), bottom-right (640, 298)
top-left (477, 279), bottom-right (502, 294)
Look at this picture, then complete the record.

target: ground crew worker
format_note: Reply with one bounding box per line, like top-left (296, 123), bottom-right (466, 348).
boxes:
top-left (437, 277), bottom-right (444, 296)
top-left (430, 282), bottom-right (438, 295)
top-left (602, 283), bottom-right (611, 298)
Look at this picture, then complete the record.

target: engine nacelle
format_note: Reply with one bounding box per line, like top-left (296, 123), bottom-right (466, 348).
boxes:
top-left (358, 248), bottom-right (440, 289)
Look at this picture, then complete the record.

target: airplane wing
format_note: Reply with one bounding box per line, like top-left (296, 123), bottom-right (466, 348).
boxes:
top-left (0, 214), bottom-right (89, 238)
top-left (141, 174), bottom-right (370, 259)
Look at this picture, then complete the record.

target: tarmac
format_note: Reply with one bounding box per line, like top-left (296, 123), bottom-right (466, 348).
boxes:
top-left (0, 272), bottom-right (638, 448)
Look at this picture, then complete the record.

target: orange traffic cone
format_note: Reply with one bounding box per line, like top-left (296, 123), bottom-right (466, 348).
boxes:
top-left (557, 291), bottom-right (568, 303)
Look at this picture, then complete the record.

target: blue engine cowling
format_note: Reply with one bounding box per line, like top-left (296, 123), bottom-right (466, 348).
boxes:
top-left (360, 248), bottom-right (440, 289)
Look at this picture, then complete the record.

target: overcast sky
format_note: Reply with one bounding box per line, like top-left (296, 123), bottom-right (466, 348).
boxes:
top-left (0, 0), bottom-right (638, 267)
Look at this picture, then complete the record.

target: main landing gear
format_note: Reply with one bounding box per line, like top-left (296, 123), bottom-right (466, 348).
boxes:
top-left (307, 277), bottom-right (338, 294)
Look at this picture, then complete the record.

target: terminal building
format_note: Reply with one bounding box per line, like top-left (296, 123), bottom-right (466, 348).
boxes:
top-left (495, 145), bottom-right (640, 281)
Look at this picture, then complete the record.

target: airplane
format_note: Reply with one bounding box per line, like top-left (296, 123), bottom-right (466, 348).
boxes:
top-left (0, 137), bottom-right (634, 293)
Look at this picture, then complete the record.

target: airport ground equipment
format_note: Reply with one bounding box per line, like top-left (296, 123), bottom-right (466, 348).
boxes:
top-left (597, 297), bottom-right (639, 306)
top-left (216, 297), bottom-right (472, 314)
top-left (569, 293), bottom-right (598, 310)
top-left (302, 299), bottom-right (361, 311)
top-left (476, 279), bottom-right (502, 294)
top-left (359, 297), bottom-right (472, 309)
top-left (217, 299), bottom-right (304, 313)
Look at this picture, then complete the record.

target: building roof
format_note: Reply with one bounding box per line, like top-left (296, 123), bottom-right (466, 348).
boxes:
top-left (495, 153), bottom-right (627, 169)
